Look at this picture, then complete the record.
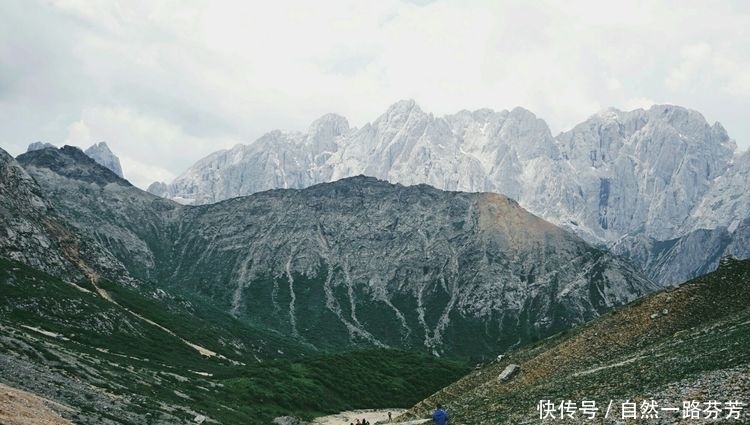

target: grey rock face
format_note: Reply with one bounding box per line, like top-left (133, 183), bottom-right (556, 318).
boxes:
top-left (555, 106), bottom-right (735, 242)
top-left (16, 147), bottom-right (657, 358)
top-left (84, 142), bottom-right (124, 178)
top-left (0, 147), bottom-right (133, 285)
top-left (685, 149), bottom-right (750, 233)
top-left (26, 142), bottom-right (56, 152)
top-left (17, 146), bottom-right (177, 281)
top-left (157, 114), bottom-right (350, 205)
top-left (611, 218), bottom-right (750, 286)
top-left (273, 416), bottom-right (308, 425)
top-left (497, 364), bottom-right (519, 381)
top-left (174, 178), bottom-right (656, 357)
top-left (0, 148), bottom-right (72, 277)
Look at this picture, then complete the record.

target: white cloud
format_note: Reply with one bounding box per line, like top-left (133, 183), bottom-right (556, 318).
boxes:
top-left (2, 0), bottom-right (750, 183)
top-left (64, 120), bottom-right (92, 146)
top-left (119, 154), bottom-right (177, 190)
top-left (667, 41), bottom-right (750, 100)
top-left (607, 78), bottom-right (623, 92)
top-left (623, 97), bottom-right (657, 112)
top-left (666, 43), bottom-right (714, 91)
top-left (62, 106), bottom-right (236, 188)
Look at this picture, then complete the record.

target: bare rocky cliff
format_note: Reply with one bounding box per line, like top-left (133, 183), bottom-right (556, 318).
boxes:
top-left (0, 147), bottom-right (131, 285)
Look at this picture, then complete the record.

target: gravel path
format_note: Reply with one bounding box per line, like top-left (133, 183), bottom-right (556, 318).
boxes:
top-left (312, 408), bottom-right (413, 424)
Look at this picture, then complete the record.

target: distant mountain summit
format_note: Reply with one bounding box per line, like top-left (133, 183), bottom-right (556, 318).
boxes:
top-left (26, 141), bottom-right (56, 152)
top-left (84, 142), bottom-right (124, 178)
top-left (148, 101), bottom-right (750, 285)
top-left (26, 141), bottom-right (125, 178)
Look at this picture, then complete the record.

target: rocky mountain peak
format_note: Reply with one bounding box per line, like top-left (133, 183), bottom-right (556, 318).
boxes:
top-left (26, 141), bottom-right (57, 152)
top-left (647, 103), bottom-right (702, 126)
top-left (507, 106), bottom-right (539, 122)
top-left (84, 142), bottom-right (125, 178)
top-left (17, 145), bottom-right (130, 187)
top-left (308, 113), bottom-right (350, 137)
top-left (306, 113), bottom-right (350, 152)
top-left (0, 146), bottom-right (13, 164)
top-left (377, 99), bottom-right (425, 126)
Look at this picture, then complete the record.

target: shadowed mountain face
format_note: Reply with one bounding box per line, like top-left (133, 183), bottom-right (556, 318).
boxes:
top-left (399, 257), bottom-right (750, 424)
top-left (12, 146), bottom-right (657, 359)
top-left (0, 148), bottom-right (132, 284)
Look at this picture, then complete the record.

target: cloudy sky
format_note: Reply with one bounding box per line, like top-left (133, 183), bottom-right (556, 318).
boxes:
top-left (2, 0), bottom-right (750, 189)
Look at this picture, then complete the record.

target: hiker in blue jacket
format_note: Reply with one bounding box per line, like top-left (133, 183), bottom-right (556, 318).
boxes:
top-left (433, 403), bottom-right (449, 425)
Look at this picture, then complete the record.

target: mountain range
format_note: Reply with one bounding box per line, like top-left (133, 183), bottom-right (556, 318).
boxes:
top-left (0, 143), bottom-right (672, 423)
top-left (148, 101), bottom-right (750, 285)
top-left (2, 101), bottom-right (749, 424)
top-left (2, 145), bottom-right (657, 359)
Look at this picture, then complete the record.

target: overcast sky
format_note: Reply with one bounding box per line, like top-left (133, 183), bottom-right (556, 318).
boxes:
top-left (2, 0), bottom-right (750, 189)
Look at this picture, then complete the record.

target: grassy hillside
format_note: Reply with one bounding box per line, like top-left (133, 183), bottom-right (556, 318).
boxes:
top-left (0, 259), bottom-right (468, 424)
top-left (399, 257), bottom-right (750, 424)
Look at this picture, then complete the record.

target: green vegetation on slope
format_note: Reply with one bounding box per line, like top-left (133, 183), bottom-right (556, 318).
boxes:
top-left (0, 259), bottom-right (468, 424)
top-left (401, 257), bottom-right (750, 424)
top-left (219, 349), bottom-right (468, 420)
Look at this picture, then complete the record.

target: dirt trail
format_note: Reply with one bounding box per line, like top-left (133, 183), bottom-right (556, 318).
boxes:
top-left (312, 408), bottom-right (431, 425)
top-left (0, 383), bottom-right (74, 425)
top-left (70, 245), bottom-right (230, 361)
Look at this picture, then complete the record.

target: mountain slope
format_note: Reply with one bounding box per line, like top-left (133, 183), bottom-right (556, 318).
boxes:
top-left (15, 146), bottom-right (658, 359)
top-left (3, 145), bottom-right (470, 424)
top-left (0, 258), bottom-right (467, 425)
top-left (174, 177), bottom-right (657, 359)
top-left (0, 147), bottom-right (132, 285)
top-left (16, 146), bottom-right (181, 281)
top-left (398, 257), bottom-right (750, 424)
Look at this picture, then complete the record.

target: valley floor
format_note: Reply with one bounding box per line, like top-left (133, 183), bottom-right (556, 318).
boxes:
top-left (312, 408), bottom-right (417, 424)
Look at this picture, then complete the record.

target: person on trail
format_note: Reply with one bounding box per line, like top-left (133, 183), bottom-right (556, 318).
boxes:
top-left (388, 411), bottom-right (392, 422)
top-left (433, 403), bottom-right (449, 425)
